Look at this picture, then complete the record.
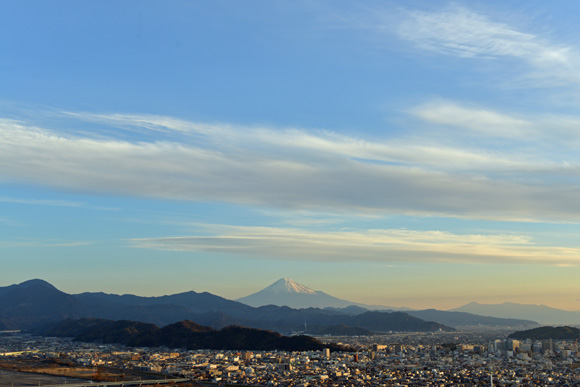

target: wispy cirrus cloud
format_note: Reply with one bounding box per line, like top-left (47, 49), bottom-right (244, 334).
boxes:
top-left (61, 111), bottom-right (221, 137)
top-left (0, 196), bottom-right (85, 208)
top-left (0, 239), bottom-right (93, 247)
top-left (410, 100), bottom-right (533, 139)
top-left (0, 217), bottom-right (22, 227)
top-left (55, 111), bottom-right (552, 170)
top-left (397, 6), bottom-right (563, 60)
top-left (127, 225), bottom-right (580, 266)
top-left (0, 196), bottom-right (118, 211)
top-left (410, 99), bottom-right (580, 149)
top-left (1, 113), bottom-right (580, 222)
top-left (395, 5), bottom-right (580, 87)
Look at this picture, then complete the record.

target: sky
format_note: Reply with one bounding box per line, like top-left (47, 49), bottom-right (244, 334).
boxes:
top-left (1, 0), bottom-right (580, 310)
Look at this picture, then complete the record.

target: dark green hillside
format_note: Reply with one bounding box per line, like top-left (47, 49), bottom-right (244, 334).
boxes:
top-left (508, 326), bottom-right (580, 340)
top-left (35, 318), bottom-right (350, 352)
top-left (349, 311), bottom-right (454, 332)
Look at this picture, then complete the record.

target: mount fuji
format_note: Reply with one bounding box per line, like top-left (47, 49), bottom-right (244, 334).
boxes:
top-left (236, 278), bottom-right (399, 310)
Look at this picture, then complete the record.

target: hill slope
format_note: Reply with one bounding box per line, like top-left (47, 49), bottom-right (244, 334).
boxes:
top-left (36, 318), bottom-right (349, 352)
top-left (408, 309), bottom-right (538, 328)
top-left (452, 302), bottom-right (580, 325)
top-left (508, 326), bottom-right (580, 341)
top-left (0, 279), bottom-right (87, 329)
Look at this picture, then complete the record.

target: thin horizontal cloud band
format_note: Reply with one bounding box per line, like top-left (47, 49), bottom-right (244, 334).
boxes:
top-left (1, 114), bottom-right (579, 222)
top-left (127, 226), bottom-right (580, 266)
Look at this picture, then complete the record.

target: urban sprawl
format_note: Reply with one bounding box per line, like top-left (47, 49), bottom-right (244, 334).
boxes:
top-left (2, 331), bottom-right (580, 386)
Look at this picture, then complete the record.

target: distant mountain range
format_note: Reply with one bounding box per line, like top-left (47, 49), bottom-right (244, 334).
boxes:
top-left (236, 278), bottom-right (539, 328)
top-left (452, 302), bottom-right (580, 325)
top-left (0, 279), bottom-right (541, 335)
top-left (406, 309), bottom-right (537, 329)
top-left (0, 279), bottom-right (451, 333)
top-left (34, 318), bottom-right (349, 352)
top-left (237, 278), bottom-right (402, 310)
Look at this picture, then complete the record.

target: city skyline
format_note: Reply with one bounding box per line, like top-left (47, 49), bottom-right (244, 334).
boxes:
top-left (1, 1), bottom-right (580, 311)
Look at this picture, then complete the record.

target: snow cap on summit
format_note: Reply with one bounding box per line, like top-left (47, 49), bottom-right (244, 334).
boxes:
top-left (267, 278), bottom-right (317, 295)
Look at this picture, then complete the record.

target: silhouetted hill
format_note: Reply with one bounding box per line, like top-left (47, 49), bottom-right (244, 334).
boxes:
top-left (1, 279), bottom-right (458, 333)
top-left (408, 309), bottom-right (538, 328)
top-left (0, 279), bottom-right (87, 329)
top-left (323, 305), bottom-right (371, 315)
top-left (452, 302), bottom-right (580, 325)
top-left (38, 317), bottom-right (112, 337)
top-left (508, 326), bottom-right (580, 341)
top-left (190, 311), bottom-right (243, 329)
top-left (35, 318), bottom-right (349, 352)
top-left (347, 311), bottom-right (453, 332)
top-left (77, 290), bottom-right (253, 314)
top-left (74, 290), bottom-right (253, 325)
top-left (305, 324), bottom-right (374, 336)
top-left (76, 319), bottom-right (159, 343)
top-left (194, 307), bottom-right (455, 333)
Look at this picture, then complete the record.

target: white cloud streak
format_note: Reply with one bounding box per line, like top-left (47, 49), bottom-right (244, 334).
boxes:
top-left (0, 217), bottom-right (21, 227)
top-left (128, 225), bottom-right (580, 266)
top-left (395, 5), bottom-right (580, 87)
top-left (0, 196), bottom-right (117, 211)
top-left (1, 113), bottom-right (580, 222)
top-left (410, 101), bottom-right (533, 138)
top-left (0, 240), bottom-right (93, 247)
top-left (410, 100), bottom-right (580, 150)
top-left (0, 196), bottom-right (86, 208)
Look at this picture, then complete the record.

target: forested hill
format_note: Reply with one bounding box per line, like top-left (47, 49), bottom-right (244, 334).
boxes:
top-left (35, 318), bottom-right (351, 352)
top-left (508, 326), bottom-right (580, 340)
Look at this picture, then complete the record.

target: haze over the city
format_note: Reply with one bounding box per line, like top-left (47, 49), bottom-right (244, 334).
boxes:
top-left (1, 1), bottom-right (579, 311)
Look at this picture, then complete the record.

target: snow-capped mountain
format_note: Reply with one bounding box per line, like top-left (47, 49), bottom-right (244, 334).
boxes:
top-left (263, 278), bottom-right (317, 295)
top-left (236, 278), bottom-right (351, 308)
top-left (236, 278), bottom-right (399, 310)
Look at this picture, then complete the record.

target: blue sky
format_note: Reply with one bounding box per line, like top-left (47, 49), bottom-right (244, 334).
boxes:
top-left (2, 1), bottom-right (580, 310)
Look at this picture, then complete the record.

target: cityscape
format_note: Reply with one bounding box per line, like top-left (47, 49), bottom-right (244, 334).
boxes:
top-left (2, 328), bottom-right (580, 386)
top-left (1, 278), bottom-right (580, 386)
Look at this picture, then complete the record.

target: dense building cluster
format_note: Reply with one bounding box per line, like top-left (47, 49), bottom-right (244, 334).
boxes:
top-left (2, 331), bottom-right (580, 386)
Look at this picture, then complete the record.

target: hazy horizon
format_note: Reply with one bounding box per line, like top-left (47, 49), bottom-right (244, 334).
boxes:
top-left (2, 1), bottom-right (580, 312)
top-left (5, 276), bottom-right (580, 313)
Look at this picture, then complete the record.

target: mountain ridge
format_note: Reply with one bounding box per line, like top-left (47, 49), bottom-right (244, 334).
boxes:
top-left (0, 279), bottom-right (543, 332)
top-left (0, 279), bottom-right (87, 329)
top-left (451, 301), bottom-right (580, 325)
